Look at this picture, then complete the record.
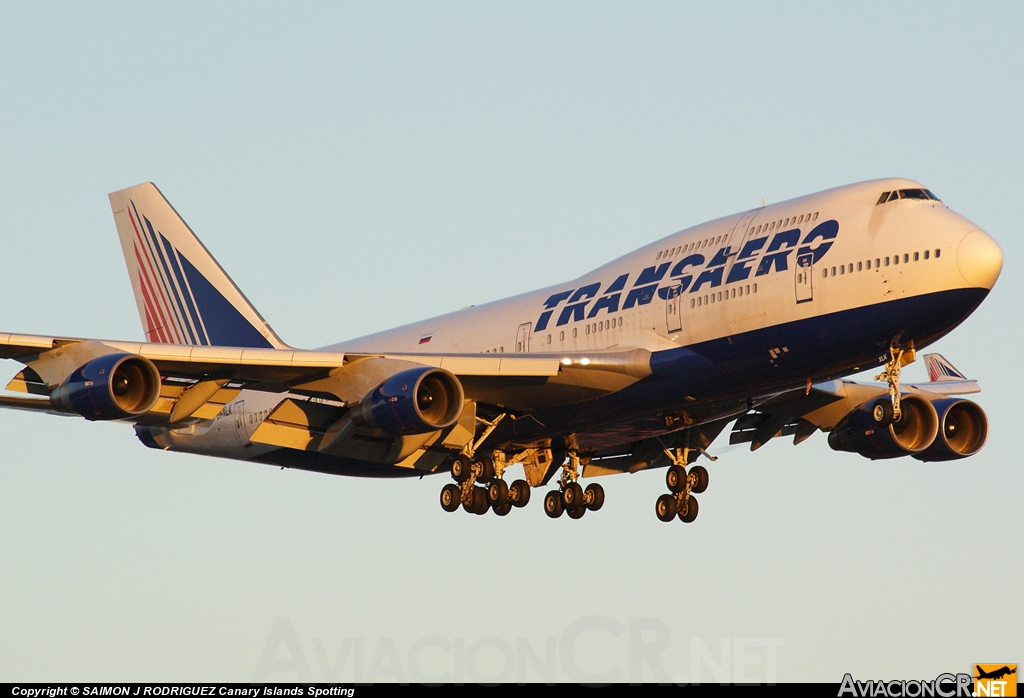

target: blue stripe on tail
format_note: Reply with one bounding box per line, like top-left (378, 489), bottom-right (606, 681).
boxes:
top-left (178, 254), bottom-right (274, 349)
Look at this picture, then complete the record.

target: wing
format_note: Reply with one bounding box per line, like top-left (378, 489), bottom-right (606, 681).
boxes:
top-left (0, 331), bottom-right (653, 422)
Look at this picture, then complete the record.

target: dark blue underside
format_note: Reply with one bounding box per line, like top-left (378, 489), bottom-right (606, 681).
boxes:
top-left (253, 287), bottom-right (988, 477)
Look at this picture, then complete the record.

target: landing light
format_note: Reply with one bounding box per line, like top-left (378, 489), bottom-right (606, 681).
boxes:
top-left (580, 358), bottom-right (591, 366)
top-left (561, 358), bottom-right (573, 366)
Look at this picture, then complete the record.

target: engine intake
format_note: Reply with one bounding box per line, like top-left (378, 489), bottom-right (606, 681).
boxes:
top-left (913, 398), bottom-right (988, 462)
top-left (50, 353), bottom-right (162, 421)
top-left (828, 394), bottom-right (938, 459)
top-left (356, 367), bottom-right (464, 435)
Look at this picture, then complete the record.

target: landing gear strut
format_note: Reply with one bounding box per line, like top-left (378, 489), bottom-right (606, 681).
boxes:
top-left (655, 447), bottom-right (708, 523)
top-left (441, 451), bottom-right (532, 516)
top-left (544, 446), bottom-right (604, 520)
top-left (874, 339), bottom-right (916, 422)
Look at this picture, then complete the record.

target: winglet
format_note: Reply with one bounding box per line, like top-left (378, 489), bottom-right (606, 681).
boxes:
top-left (109, 183), bottom-right (288, 349)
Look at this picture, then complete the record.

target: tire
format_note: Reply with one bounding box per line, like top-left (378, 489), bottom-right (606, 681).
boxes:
top-left (584, 483), bottom-right (605, 511)
top-left (678, 495), bottom-right (699, 523)
top-left (656, 494), bottom-right (678, 522)
top-left (472, 486), bottom-right (489, 515)
top-left (451, 454), bottom-right (472, 483)
top-left (562, 482), bottom-right (584, 510)
top-left (567, 504), bottom-right (586, 519)
top-left (487, 479), bottom-right (509, 507)
top-left (509, 480), bottom-right (531, 508)
top-left (688, 465), bottom-right (709, 494)
top-left (666, 464), bottom-right (686, 493)
top-left (476, 454), bottom-right (495, 484)
top-left (493, 501), bottom-right (512, 516)
top-left (440, 484), bottom-right (461, 512)
top-left (871, 399), bottom-right (893, 427)
top-left (544, 490), bottom-right (564, 518)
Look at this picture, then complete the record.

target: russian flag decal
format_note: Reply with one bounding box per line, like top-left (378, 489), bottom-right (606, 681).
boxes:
top-left (419, 334), bottom-right (432, 345)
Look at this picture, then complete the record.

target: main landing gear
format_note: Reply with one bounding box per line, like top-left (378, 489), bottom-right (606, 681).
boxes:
top-left (655, 447), bottom-right (708, 523)
top-left (439, 452), bottom-right (532, 516)
top-left (543, 449), bottom-right (604, 520)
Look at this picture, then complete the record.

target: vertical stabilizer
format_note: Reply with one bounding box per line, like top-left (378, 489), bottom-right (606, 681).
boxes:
top-left (109, 183), bottom-right (287, 349)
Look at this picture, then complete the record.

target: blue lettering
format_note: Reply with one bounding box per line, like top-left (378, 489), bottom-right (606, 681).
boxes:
top-left (623, 285), bottom-right (658, 309)
top-left (797, 220), bottom-right (839, 263)
top-left (634, 263), bottom-right (670, 286)
top-left (588, 293), bottom-right (621, 317)
top-left (691, 266), bottom-right (725, 292)
top-left (755, 229), bottom-right (800, 276)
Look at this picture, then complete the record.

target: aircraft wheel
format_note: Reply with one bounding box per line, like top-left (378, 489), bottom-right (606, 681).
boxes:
top-left (493, 501), bottom-right (512, 517)
top-left (476, 454), bottom-right (495, 484)
top-left (678, 496), bottom-right (699, 523)
top-left (562, 482), bottom-right (584, 510)
top-left (544, 490), bottom-right (564, 518)
top-left (871, 399), bottom-right (893, 427)
top-left (656, 494), bottom-right (678, 522)
top-left (440, 484), bottom-right (461, 512)
top-left (487, 479), bottom-right (509, 507)
top-left (451, 455), bottom-right (472, 483)
top-left (509, 480), bottom-right (531, 507)
top-left (666, 465), bottom-right (686, 493)
top-left (472, 487), bottom-right (489, 514)
top-left (688, 465), bottom-right (709, 494)
top-left (567, 504), bottom-right (586, 519)
top-left (584, 483), bottom-right (605, 511)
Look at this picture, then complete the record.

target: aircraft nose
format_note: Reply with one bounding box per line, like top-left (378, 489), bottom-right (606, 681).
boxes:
top-left (957, 229), bottom-right (1003, 289)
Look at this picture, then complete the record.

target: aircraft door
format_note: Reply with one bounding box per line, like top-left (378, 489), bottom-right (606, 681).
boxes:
top-left (665, 284), bottom-right (683, 333)
top-left (516, 322), bottom-right (532, 352)
top-left (795, 253), bottom-right (813, 303)
top-left (723, 209), bottom-right (763, 282)
top-left (231, 399), bottom-right (249, 446)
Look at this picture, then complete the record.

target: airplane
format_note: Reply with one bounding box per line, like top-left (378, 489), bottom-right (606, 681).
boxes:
top-left (0, 178), bottom-right (1003, 523)
top-left (974, 666), bottom-right (1016, 681)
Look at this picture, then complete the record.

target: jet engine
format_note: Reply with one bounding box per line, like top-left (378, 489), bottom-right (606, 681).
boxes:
top-left (913, 398), bottom-right (988, 461)
top-left (354, 366), bottom-right (464, 436)
top-left (50, 353), bottom-right (162, 421)
top-left (827, 394), bottom-right (938, 459)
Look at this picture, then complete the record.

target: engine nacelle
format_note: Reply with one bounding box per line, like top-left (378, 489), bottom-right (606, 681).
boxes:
top-left (50, 353), bottom-right (162, 421)
top-left (913, 398), bottom-right (988, 462)
top-left (828, 394), bottom-right (938, 459)
top-left (355, 367), bottom-right (464, 436)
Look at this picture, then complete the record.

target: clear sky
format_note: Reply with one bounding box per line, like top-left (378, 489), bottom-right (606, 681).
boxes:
top-left (1, 1), bottom-right (1020, 683)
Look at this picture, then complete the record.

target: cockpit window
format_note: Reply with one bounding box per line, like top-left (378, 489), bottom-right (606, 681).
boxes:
top-left (876, 188), bottom-right (941, 205)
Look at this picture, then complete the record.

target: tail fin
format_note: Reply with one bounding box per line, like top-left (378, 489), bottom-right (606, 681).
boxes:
top-left (923, 353), bottom-right (967, 382)
top-left (109, 183), bottom-right (287, 349)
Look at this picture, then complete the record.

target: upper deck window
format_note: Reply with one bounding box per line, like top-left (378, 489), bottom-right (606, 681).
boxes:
top-left (876, 188), bottom-right (941, 205)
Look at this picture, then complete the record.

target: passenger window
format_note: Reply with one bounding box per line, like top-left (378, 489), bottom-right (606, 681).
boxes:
top-left (903, 254), bottom-right (909, 263)
top-left (812, 212), bottom-right (818, 220)
top-left (849, 263), bottom-right (854, 273)
top-left (857, 261), bottom-right (863, 271)
top-left (547, 334), bottom-right (551, 344)
top-left (831, 266), bottom-right (836, 276)
top-left (585, 325), bottom-right (590, 335)
top-left (572, 328), bottom-right (577, 338)
top-left (560, 331), bottom-right (565, 341)
top-left (753, 283), bottom-right (758, 293)
top-left (924, 250), bottom-right (929, 259)
top-left (822, 269), bottom-right (828, 278)
top-left (935, 249), bottom-right (941, 258)
top-left (690, 299), bottom-right (695, 308)
top-left (913, 252), bottom-right (919, 261)
top-left (885, 257), bottom-right (890, 266)
top-left (893, 255), bottom-right (899, 265)
top-left (731, 288), bottom-right (736, 298)
top-left (875, 258), bottom-right (880, 267)
top-left (657, 251), bottom-right (662, 260)
top-left (697, 297), bottom-right (702, 307)
top-left (839, 265), bottom-right (844, 275)
top-left (745, 285), bottom-right (751, 294)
